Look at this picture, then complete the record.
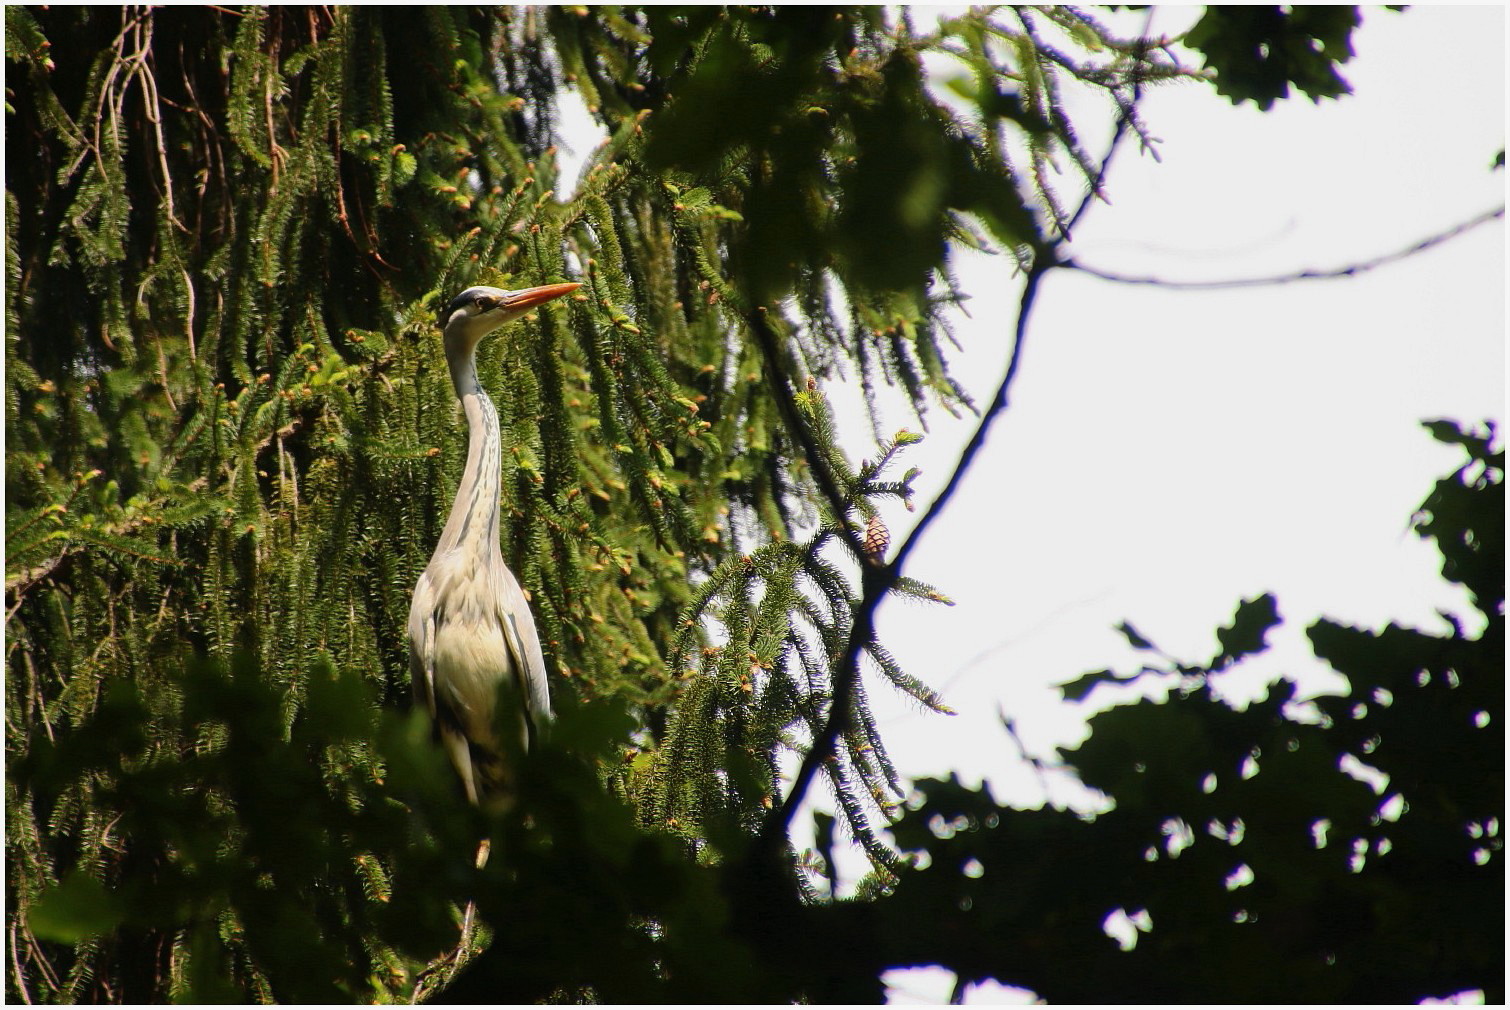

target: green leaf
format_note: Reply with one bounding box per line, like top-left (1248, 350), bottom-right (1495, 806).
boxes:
top-left (1060, 668), bottom-right (1118, 703)
top-left (1117, 620), bottom-right (1156, 651)
top-left (813, 810), bottom-right (838, 896)
top-left (1184, 5), bottom-right (1364, 110)
top-left (28, 872), bottom-right (126, 943)
top-left (1212, 593), bottom-right (1280, 668)
top-left (1421, 417), bottom-right (1497, 459)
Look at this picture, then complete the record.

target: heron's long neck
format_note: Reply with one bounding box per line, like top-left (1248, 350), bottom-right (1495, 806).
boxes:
top-left (435, 348), bottom-right (502, 561)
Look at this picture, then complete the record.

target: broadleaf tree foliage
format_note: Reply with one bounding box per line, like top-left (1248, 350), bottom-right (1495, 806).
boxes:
top-left (6, 5), bottom-right (1497, 1003)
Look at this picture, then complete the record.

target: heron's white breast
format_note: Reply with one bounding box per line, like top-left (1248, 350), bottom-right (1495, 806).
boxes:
top-left (432, 616), bottom-right (515, 723)
top-left (423, 552), bottom-right (519, 725)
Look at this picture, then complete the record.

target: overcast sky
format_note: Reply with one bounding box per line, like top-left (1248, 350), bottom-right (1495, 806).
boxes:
top-left (552, 6), bottom-right (1505, 1003)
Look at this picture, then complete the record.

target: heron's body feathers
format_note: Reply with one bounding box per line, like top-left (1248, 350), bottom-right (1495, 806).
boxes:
top-left (407, 283), bottom-right (575, 806)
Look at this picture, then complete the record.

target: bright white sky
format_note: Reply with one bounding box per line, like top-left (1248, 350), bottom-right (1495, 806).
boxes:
top-left (559, 5), bottom-right (1505, 1004)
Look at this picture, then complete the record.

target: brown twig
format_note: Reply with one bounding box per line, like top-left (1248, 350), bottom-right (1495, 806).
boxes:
top-left (1065, 205), bottom-right (1505, 290)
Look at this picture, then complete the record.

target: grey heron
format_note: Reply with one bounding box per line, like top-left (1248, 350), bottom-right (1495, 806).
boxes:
top-left (408, 281), bottom-right (578, 805)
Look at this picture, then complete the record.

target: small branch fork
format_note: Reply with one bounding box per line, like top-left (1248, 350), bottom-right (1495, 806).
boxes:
top-left (751, 40), bottom-right (1502, 863)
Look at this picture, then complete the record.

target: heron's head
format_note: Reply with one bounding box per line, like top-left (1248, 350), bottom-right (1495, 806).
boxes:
top-left (441, 282), bottom-right (580, 350)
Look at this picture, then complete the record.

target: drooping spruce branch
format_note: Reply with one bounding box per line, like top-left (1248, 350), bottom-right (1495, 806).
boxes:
top-left (757, 254), bottom-right (1054, 857)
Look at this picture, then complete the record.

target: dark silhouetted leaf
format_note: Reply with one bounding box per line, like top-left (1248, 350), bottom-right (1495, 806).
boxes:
top-left (28, 873), bottom-right (126, 944)
top-left (1185, 5), bottom-right (1367, 110)
top-left (1118, 620), bottom-right (1157, 651)
top-left (1213, 593), bottom-right (1281, 669)
top-left (1061, 668), bottom-right (1118, 703)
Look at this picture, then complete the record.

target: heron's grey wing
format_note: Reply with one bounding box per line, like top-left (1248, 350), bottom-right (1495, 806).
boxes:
top-left (409, 568), bottom-right (488, 803)
top-left (497, 567), bottom-right (552, 734)
top-left (407, 570), bottom-right (439, 718)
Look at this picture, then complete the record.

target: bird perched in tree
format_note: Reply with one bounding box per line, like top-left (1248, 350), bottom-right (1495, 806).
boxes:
top-left (408, 282), bottom-right (578, 805)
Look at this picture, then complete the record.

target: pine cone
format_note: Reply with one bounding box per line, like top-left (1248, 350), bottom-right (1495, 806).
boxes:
top-left (863, 514), bottom-right (890, 563)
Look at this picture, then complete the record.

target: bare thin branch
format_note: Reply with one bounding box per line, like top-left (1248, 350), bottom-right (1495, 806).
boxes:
top-left (1066, 204), bottom-right (1505, 290)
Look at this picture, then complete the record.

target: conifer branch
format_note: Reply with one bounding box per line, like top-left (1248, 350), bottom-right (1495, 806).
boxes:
top-left (1063, 17), bottom-right (1154, 240)
top-left (743, 308), bottom-right (867, 559)
top-left (759, 253), bottom-right (1054, 855)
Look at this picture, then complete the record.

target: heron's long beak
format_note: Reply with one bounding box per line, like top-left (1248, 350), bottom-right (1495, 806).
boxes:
top-left (497, 282), bottom-right (580, 312)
